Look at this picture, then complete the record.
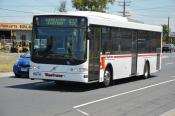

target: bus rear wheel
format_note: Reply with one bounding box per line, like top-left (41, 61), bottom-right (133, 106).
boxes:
top-left (103, 68), bottom-right (112, 87)
top-left (143, 62), bottom-right (150, 79)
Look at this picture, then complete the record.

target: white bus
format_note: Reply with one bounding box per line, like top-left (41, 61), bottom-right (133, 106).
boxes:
top-left (30, 11), bottom-right (162, 86)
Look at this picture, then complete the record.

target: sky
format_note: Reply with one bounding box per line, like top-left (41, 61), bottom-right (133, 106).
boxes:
top-left (0, 0), bottom-right (175, 31)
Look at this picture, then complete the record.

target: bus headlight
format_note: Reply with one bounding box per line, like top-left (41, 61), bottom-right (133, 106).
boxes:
top-left (79, 68), bottom-right (88, 72)
top-left (30, 65), bottom-right (40, 70)
top-left (70, 68), bottom-right (88, 73)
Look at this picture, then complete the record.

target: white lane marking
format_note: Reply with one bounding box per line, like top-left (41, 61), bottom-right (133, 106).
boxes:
top-left (73, 78), bottom-right (175, 109)
top-left (165, 62), bottom-right (174, 65)
top-left (76, 109), bottom-right (89, 116)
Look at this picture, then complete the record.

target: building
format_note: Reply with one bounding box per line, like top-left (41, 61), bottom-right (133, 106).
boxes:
top-left (0, 23), bottom-right (32, 52)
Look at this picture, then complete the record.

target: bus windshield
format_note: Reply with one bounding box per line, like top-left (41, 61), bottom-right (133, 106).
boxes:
top-left (32, 16), bottom-right (87, 65)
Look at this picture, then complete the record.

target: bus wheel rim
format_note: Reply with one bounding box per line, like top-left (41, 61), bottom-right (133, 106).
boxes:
top-left (104, 70), bottom-right (110, 84)
top-left (145, 67), bottom-right (148, 78)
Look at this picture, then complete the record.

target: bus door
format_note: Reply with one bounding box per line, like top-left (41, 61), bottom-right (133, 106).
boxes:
top-left (131, 31), bottom-right (138, 75)
top-left (88, 26), bottom-right (101, 81)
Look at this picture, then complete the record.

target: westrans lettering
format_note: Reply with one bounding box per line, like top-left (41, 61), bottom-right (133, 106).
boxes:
top-left (45, 73), bottom-right (64, 78)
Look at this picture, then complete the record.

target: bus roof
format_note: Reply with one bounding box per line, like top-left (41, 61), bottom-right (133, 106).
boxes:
top-left (34, 11), bottom-right (162, 32)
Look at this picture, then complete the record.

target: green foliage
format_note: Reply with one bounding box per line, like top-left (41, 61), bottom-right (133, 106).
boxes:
top-left (72, 0), bottom-right (115, 12)
top-left (162, 24), bottom-right (170, 44)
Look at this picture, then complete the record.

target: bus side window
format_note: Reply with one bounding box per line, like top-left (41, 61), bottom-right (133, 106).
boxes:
top-left (102, 27), bottom-right (111, 54)
top-left (111, 28), bottom-right (121, 54)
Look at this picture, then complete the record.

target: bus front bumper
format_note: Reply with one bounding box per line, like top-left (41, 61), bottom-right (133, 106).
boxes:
top-left (29, 71), bottom-right (89, 83)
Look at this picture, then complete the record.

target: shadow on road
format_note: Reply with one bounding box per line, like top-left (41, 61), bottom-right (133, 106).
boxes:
top-left (9, 76), bottom-right (29, 79)
top-left (6, 75), bottom-right (157, 92)
top-left (113, 75), bottom-right (156, 85)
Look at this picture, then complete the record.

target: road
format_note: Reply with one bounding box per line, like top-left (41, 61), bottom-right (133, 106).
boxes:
top-left (0, 53), bottom-right (175, 116)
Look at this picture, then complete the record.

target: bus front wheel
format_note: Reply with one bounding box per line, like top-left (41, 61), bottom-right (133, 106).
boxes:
top-left (103, 68), bottom-right (112, 87)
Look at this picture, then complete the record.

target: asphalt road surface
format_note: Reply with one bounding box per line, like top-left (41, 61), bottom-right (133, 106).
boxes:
top-left (0, 53), bottom-right (175, 116)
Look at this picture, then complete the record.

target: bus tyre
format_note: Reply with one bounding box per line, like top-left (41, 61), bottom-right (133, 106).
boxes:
top-left (103, 68), bottom-right (111, 87)
top-left (143, 63), bottom-right (150, 79)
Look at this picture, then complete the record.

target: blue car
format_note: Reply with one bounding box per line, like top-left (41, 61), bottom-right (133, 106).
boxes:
top-left (13, 52), bottom-right (30, 78)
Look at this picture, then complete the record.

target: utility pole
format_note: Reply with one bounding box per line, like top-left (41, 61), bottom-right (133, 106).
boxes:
top-left (123, 0), bottom-right (126, 17)
top-left (118, 0), bottom-right (131, 17)
top-left (168, 16), bottom-right (170, 43)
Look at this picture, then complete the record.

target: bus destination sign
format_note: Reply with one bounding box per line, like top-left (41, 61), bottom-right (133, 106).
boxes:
top-left (46, 18), bottom-right (78, 27)
top-left (34, 16), bottom-right (87, 27)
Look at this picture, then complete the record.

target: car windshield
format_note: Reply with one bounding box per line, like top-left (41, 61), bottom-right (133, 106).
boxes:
top-left (20, 52), bottom-right (31, 58)
top-left (32, 27), bottom-right (86, 65)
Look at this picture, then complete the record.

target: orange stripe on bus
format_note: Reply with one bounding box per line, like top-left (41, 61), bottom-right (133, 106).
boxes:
top-left (101, 56), bottom-right (106, 70)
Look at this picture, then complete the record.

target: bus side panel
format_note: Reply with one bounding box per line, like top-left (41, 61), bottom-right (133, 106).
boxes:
top-left (105, 55), bottom-right (132, 80)
top-left (137, 55), bottom-right (145, 75)
top-left (157, 53), bottom-right (161, 70)
top-left (137, 54), bottom-right (159, 76)
top-left (114, 57), bottom-right (132, 79)
top-left (148, 56), bottom-right (159, 73)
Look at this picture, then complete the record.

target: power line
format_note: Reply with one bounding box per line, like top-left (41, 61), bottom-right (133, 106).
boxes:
top-left (0, 8), bottom-right (37, 14)
top-left (0, 15), bottom-right (32, 17)
top-left (131, 12), bottom-right (170, 17)
top-left (133, 5), bottom-right (175, 11)
top-left (132, 10), bottom-right (175, 14)
top-left (131, 14), bottom-right (168, 18)
top-left (0, 5), bottom-right (57, 7)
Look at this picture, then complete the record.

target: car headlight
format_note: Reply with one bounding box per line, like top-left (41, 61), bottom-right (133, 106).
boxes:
top-left (15, 59), bottom-right (19, 65)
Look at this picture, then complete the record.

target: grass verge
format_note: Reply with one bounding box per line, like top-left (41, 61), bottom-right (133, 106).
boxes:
top-left (0, 53), bottom-right (18, 72)
top-left (0, 55), bottom-right (18, 58)
top-left (0, 60), bottom-right (16, 72)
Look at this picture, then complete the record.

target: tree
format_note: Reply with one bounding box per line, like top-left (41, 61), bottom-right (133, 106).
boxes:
top-left (58, 1), bottom-right (67, 12)
top-left (72, 0), bottom-right (115, 12)
top-left (162, 24), bottom-right (171, 44)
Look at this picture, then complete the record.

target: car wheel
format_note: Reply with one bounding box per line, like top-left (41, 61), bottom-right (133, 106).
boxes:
top-left (15, 74), bottom-right (20, 78)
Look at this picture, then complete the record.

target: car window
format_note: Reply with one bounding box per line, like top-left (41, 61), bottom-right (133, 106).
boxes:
top-left (20, 53), bottom-right (31, 58)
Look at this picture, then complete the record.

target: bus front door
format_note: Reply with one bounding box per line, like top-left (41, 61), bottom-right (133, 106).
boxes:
top-left (88, 27), bottom-right (101, 82)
